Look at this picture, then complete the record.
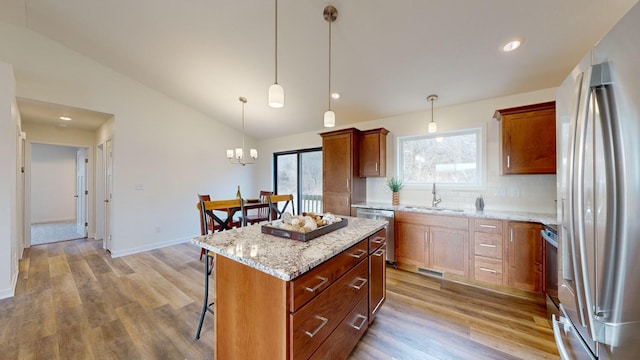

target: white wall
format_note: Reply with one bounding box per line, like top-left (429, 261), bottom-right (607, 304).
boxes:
top-left (257, 88), bottom-right (557, 215)
top-left (0, 62), bottom-right (20, 299)
top-left (0, 21), bottom-right (259, 258)
top-left (30, 143), bottom-right (77, 223)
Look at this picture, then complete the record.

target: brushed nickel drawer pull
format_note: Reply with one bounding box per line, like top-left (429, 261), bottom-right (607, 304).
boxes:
top-left (351, 314), bottom-right (368, 331)
top-left (349, 249), bottom-right (367, 259)
top-left (373, 249), bottom-right (386, 257)
top-left (304, 316), bottom-right (328, 338)
top-left (371, 236), bottom-right (385, 244)
top-left (479, 267), bottom-right (498, 274)
top-left (350, 277), bottom-right (368, 290)
top-left (480, 224), bottom-right (497, 229)
top-left (304, 276), bottom-right (328, 293)
top-left (479, 243), bottom-right (497, 248)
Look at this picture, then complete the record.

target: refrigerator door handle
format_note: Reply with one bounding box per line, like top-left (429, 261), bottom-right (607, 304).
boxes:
top-left (591, 62), bottom-right (621, 344)
top-left (571, 67), bottom-right (594, 331)
top-left (552, 314), bottom-right (574, 360)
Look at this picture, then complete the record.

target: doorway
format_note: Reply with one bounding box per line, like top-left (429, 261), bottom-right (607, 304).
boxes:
top-left (29, 143), bottom-right (88, 245)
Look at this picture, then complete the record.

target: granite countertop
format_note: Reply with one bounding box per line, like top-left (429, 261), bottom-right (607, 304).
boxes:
top-left (352, 202), bottom-right (557, 226)
top-left (192, 216), bottom-right (387, 281)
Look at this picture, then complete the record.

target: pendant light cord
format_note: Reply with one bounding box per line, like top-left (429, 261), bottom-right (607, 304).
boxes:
top-left (274, 0), bottom-right (278, 84)
top-left (328, 18), bottom-right (332, 110)
top-left (431, 98), bottom-right (434, 123)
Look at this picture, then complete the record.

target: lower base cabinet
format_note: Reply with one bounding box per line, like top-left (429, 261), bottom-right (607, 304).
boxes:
top-left (368, 229), bottom-right (386, 322)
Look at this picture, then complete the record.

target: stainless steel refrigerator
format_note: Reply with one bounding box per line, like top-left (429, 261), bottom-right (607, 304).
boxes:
top-left (554, 3), bottom-right (640, 359)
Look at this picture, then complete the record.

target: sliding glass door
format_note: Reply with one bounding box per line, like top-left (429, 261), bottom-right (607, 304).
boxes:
top-left (274, 148), bottom-right (322, 214)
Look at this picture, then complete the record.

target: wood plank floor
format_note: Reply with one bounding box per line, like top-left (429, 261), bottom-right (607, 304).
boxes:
top-left (0, 238), bottom-right (559, 359)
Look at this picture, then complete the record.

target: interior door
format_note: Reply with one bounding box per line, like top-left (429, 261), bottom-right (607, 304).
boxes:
top-left (104, 139), bottom-right (113, 251)
top-left (76, 148), bottom-right (88, 236)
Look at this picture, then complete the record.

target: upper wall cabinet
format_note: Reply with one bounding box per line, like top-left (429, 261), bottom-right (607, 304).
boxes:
top-left (494, 101), bottom-right (556, 175)
top-left (359, 128), bottom-right (389, 177)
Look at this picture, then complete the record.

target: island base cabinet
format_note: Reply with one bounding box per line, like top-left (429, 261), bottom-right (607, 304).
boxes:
top-left (290, 259), bottom-right (369, 360)
top-left (309, 296), bottom-right (369, 360)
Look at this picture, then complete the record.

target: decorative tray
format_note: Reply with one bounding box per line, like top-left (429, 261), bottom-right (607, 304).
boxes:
top-left (261, 217), bottom-right (348, 242)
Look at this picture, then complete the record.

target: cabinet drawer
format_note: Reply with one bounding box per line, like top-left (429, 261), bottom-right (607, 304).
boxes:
top-left (290, 239), bottom-right (368, 312)
top-left (395, 211), bottom-right (468, 230)
top-left (368, 228), bottom-right (386, 254)
top-left (474, 256), bottom-right (503, 285)
top-left (474, 233), bottom-right (503, 259)
top-left (474, 219), bottom-right (503, 234)
top-left (309, 295), bottom-right (369, 360)
top-left (290, 259), bottom-right (369, 360)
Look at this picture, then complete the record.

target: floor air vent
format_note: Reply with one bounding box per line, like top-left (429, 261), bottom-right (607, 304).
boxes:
top-left (417, 267), bottom-right (443, 278)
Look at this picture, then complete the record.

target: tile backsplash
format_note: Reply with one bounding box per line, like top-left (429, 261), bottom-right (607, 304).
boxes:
top-left (366, 174), bottom-right (556, 214)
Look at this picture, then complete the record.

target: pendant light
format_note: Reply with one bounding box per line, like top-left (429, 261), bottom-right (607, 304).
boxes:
top-left (268, 0), bottom-right (284, 108)
top-left (427, 94), bottom-right (438, 133)
top-left (323, 5), bottom-right (337, 128)
top-left (227, 97), bottom-right (258, 166)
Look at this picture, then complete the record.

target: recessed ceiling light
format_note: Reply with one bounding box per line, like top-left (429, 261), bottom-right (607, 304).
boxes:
top-left (58, 124), bottom-right (68, 128)
top-left (502, 40), bottom-right (522, 52)
top-left (331, 92), bottom-right (340, 99)
top-left (59, 116), bottom-right (72, 121)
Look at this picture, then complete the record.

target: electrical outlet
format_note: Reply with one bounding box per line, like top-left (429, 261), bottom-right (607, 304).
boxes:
top-left (134, 184), bottom-right (144, 191)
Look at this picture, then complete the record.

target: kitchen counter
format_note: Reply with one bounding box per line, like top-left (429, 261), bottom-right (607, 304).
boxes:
top-left (352, 202), bottom-right (557, 226)
top-left (192, 216), bottom-right (387, 281)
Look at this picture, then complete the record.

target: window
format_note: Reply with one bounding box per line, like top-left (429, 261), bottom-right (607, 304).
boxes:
top-left (274, 148), bottom-right (323, 213)
top-left (398, 128), bottom-right (483, 187)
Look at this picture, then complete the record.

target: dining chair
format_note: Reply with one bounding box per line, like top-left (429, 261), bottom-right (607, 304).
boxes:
top-left (244, 190), bottom-right (273, 225)
top-left (197, 194), bottom-right (243, 260)
top-left (267, 194), bottom-right (295, 221)
top-left (195, 198), bottom-right (245, 340)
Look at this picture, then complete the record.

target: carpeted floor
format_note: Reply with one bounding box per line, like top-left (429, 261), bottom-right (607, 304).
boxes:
top-left (31, 220), bottom-right (86, 245)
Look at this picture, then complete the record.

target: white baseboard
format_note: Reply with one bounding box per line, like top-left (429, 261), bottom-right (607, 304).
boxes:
top-left (31, 217), bottom-right (75, 224)
top-left (0, 272), bottom-right (18, 299)
top-left (109, 236), bottom-right (194, 258)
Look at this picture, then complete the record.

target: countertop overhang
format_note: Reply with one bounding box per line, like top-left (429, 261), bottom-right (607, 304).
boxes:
top-left (192, 216), bottom-right (387, 281)
top-left (352, 202), bottom-right (557, 226)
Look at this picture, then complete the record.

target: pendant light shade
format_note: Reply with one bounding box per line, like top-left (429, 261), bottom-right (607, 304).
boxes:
top-left (268, 83), bottom-right (284, 108)
top-left (324, 110), bottom-right (335, 128)
top-left (269, 0), bottom-right (284, 108)
top-left (427, 94), bottom-right (438, 133)
top-left (323, 5), bottom-right (337, 128)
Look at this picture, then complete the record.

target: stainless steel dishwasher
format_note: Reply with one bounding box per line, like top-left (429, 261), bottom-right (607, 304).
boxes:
top-left (355, 207), bottom-right (395, 265)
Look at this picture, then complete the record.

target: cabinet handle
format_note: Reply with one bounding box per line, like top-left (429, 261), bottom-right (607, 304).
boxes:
top-left (373, 249), bottom-right (386, 257)
top-left (507, 155), bottom-right (511, 169)
top-left (350, 314), bottom-right (368, 331)
top-left (510, 229), bottom-right (514, 243)
top-left (304, 276), bottom-right (328, 293)
top-left (350, 277), bottom-right (368, 290)
top-left (349, 249), bottom-right (367, 259)
top-left (371, 236), bottom-right (385, 244)
top-left (375, 162), bottom-right (378, 172)
top-left (479, 267), bottom-right (498, 274)
top-left (479, 243), bottom-right (497, 248)
top-left (304, 316), bottom-right (328, 338)
top-left (479, 224), bottom-right (496, 229)
top-left (346, 179), bottom-right (350, 189)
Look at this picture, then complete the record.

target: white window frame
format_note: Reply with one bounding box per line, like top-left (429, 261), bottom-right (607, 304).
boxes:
top-left (396, 127), bottom-right (485, 190)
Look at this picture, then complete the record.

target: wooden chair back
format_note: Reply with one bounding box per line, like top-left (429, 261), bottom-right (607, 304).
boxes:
top-left (198, 198), bottom-right (246, 232)
top-left (267, 194), bottom-right (295, 221)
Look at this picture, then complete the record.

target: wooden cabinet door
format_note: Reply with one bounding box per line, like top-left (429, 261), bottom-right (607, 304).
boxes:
top-left (369, 243), bottom-right (386, 323)
top-left (322, 192), bottom-right (351, 217)
top-left (323, 133), bottom-right (352, 193)
top-left (396, 222), bottom-right (427, 267)
top-left (496, 101), bottom-right (556, 175)
top-left (507, 222), bottom-right (543, 292)
top-left (359, 128), bottom-right (388, 177)
top-left (429, 227), bottom-right (469, 277)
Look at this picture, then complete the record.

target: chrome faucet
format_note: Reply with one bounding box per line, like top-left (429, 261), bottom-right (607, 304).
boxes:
top-left (431, 182), bottom-right (441, 207)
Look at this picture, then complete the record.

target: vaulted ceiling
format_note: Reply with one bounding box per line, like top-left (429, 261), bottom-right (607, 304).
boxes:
top-left (3, 0), bottom-right (637, 138)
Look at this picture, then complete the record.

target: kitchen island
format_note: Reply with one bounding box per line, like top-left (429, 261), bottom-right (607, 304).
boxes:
top-left (192, 216), bottom-right (387, 360)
